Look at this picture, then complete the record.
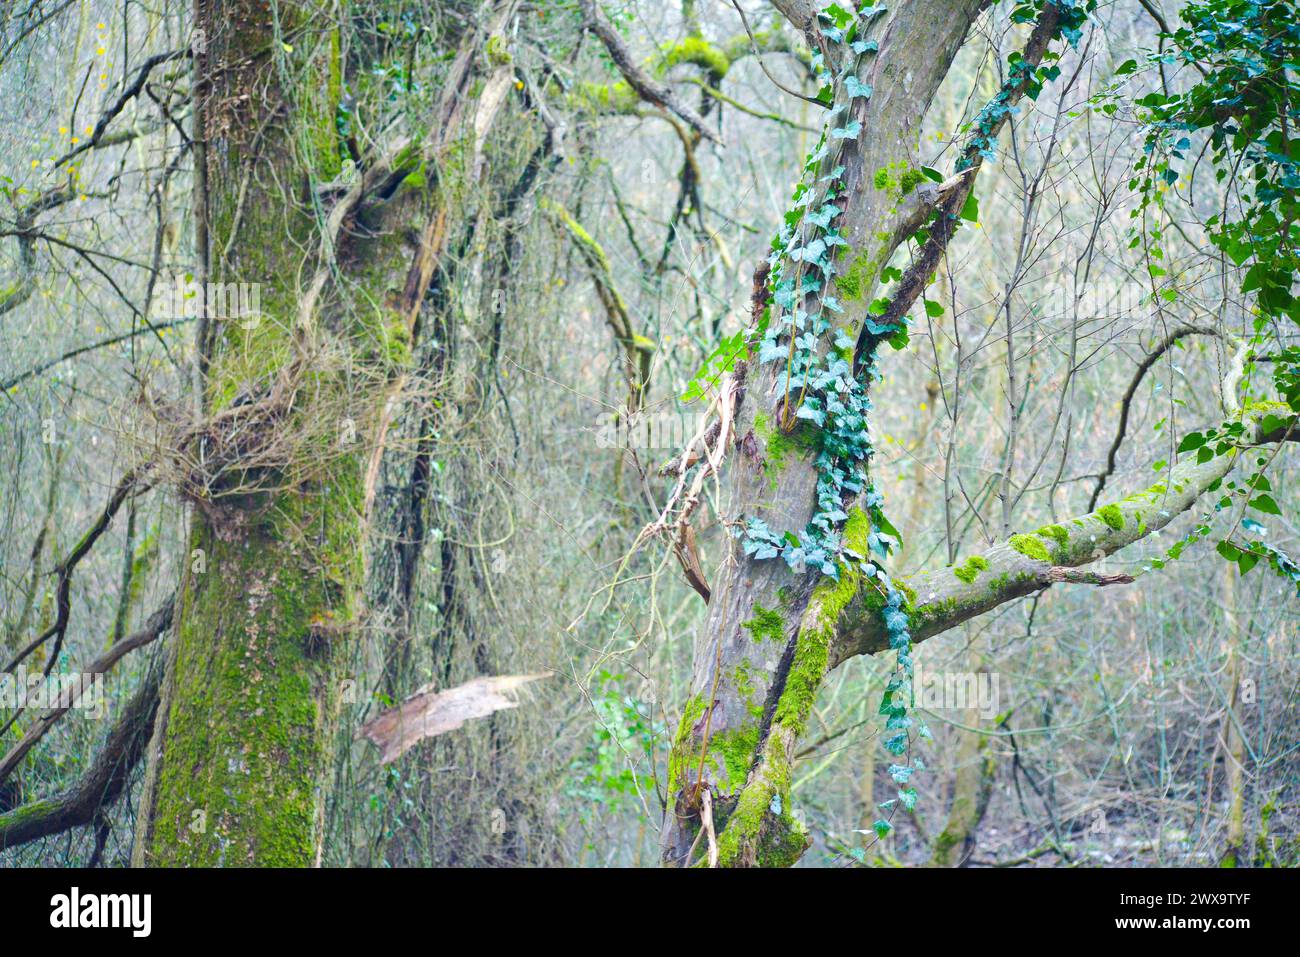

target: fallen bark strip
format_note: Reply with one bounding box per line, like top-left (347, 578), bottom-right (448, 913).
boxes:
top-left (358, 673), bottom-right (550, 765)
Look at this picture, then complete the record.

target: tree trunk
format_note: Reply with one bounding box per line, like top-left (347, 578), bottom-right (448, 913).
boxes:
top-left (134, 0), bottom-right (363, 866)
top-left (661, 0), bottom-right (990, 867)
top-left (1218, 561), bottom-right (1247, 866)
top-left (134, 0), bottom-right (508, 865)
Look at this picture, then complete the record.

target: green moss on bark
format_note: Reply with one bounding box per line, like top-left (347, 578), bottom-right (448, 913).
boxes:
top-left (666, 694), bottom-right (707, 796)
top-left (742, 603), bottom-right (785, 643)
top-left (1096, 503), bottom-right (1125, 530)
top-left (658, 37), bottom-right (730, 77)
top-left (147, 507), bottom-right (351, 866)
top-left (952, 554), bottom-right (989, 584)
top-left (1008, 533), bottom-right (1051, 562)
top-left (753, 412), bottom-right (818, 483)
top-left (713, 736), bottom-right (807, 867)
top-left (1036, 524), bottom-right (1069, 549)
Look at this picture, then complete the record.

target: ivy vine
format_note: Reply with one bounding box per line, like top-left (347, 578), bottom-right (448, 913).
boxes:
top-left (732, 0), bottom-right (1089, 847)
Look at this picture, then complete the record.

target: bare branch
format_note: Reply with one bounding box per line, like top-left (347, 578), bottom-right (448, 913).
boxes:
top-left (0, 654), bottom-right (162, 852)
top-left (1089, 324), bottom-right (1223, 510)
top-left (578, 0), bottom-right (724, 145)
top-left (0, 597), bottom-right (174, 788)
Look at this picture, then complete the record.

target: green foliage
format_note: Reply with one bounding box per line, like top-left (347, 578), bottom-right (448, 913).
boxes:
top-left (960, 1), bottom-right (1093, 168)
top-left (680, 329), bottom-right (747, 402)
top-left (567, 670), bottom-right (661, 816)
top-left (1130, 0), bottom-right (1300, 589)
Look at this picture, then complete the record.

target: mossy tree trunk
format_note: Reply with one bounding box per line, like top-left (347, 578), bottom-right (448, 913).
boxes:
top-left (133, 0), bottom-right (508, 866)
top-left (661, 0), bottom-right (991, 867)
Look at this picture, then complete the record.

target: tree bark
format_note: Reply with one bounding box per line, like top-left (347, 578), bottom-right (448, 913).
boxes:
top-left (661, 0), bottom-right (991, 866)
top-left (660, 0), bottom-right (1293, 868)
top-left (134, 0), bottom-right (512, 865)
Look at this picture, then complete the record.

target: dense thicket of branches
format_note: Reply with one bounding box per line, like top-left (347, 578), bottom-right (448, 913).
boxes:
top-left (0, 0), bottom-right (1296, 867)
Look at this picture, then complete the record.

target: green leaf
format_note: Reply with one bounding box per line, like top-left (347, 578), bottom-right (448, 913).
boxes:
top-left (1216, 540), bottom-right (1242, 563)
top-left (824, 2), bottom-right (853, 28)
top-left (1249, 494), bottom-right (1281, 515)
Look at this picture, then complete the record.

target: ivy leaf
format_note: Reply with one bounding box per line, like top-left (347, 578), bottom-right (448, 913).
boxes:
top-left (795, 403), bottom-right (826, 427)
top-left (888, 763), bottom-right (913, 784)
top-left (831, 119), bottom-right (862, 140)
top-left (845, 76), bottom-right (873, 100)
top-left (823, 3), bottom-right (854, 29)
top-left (806, 203), bottom-right (841, 228)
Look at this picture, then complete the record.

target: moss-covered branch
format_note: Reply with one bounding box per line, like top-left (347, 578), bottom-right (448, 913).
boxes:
top-left (0, 655), bottom-right (162, 851)
top-left (542, 198), bottom-right (654, 408)
top-left (832, 404), bottom-right (1298, 664)
top-left (570, 20), bottom-right (804, 122)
